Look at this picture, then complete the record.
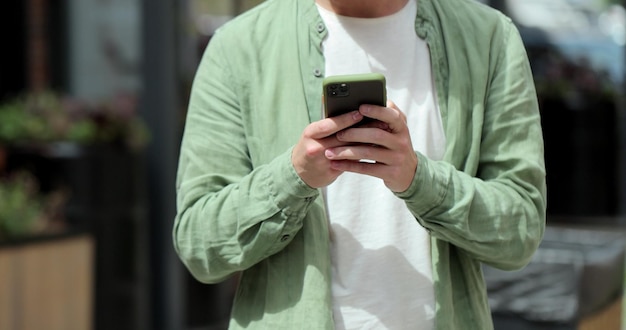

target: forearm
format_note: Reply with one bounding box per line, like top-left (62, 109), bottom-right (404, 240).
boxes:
top-left (397, 21), bottom-right (546, 270)
top-left (174, 146), bottom-right (318, 283)
top-left (397, 153), bottom-right (545, 270)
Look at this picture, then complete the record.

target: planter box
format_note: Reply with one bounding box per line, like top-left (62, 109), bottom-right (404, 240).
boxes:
top-left (0, 233), bottom-right (94, 330)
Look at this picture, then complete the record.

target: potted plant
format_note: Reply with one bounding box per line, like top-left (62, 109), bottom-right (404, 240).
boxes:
top-left (0, 171), bottom-right (66, 241)
top-left (0, 90), bottom-right (149, 149)
top-left (0, 90), bottom-right (150, 224)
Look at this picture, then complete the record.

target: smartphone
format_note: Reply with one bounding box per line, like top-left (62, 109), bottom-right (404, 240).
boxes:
top-left (323, 73), bottom-right (387, 118)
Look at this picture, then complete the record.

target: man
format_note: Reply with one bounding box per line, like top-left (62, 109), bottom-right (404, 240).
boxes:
top-left (173, 0), bottom-right (547, 329)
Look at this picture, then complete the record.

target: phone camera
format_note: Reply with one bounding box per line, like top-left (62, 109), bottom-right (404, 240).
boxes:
top-left (327, 83), bottom-right (350, 97)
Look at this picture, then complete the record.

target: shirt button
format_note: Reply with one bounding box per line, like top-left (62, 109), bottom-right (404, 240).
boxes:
top-left (313, 68), bottom-right (322, 77)
top-left (280, 235), bottom-right (290, 242)
top-left (317, 23), bottom-right (325, 33)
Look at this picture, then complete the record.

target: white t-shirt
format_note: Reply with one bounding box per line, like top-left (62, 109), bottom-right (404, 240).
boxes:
top-left (318, 1), bottom-right (446, 329)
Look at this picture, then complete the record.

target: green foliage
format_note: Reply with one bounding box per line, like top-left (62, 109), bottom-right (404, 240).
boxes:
top-left (0, 91), bottom-right (150, 150)
top-left (0, 172), bottom-right (45, 240)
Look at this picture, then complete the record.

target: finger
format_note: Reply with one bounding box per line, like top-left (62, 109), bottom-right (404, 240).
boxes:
top-left (306, 110), bottom-right (364, 139)
top-left (318, 134), bottom-right (357, 149)
top-left (329, 159), bottom-right (389, 179)
top-left (335, 126), bottom-right (394, 148)
top-left (387, 100), bottom-right (400, 110)
top-left (330, 159), bottom-right (409, 191)
top-left (325, 144), bottom-right (396, 164)
top-left (351, 119), bottom-right (391, 131)
top-left (359, 102), bottom-right (407, 132)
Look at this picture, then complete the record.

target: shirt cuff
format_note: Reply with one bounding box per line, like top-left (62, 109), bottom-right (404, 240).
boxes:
top-left (267, 146), bottom-right (320, 212)
top-left (394, 152), bottom-right (448, 216)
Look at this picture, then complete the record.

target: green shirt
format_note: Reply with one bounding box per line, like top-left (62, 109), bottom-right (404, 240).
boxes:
top-left (173, 0), bottom-right (547, 328)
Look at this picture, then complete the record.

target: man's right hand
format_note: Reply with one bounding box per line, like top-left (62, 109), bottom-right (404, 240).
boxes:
top-left (291, 110), bottom-right (364, 188)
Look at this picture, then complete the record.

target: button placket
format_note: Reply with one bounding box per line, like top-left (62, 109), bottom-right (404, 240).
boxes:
top-left (313, 21), bottom-right (325, 79)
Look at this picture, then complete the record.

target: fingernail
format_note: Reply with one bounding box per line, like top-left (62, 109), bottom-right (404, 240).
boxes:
top-left (360, 105), bottom-right (371, 113)
top-left (353, 111), bottom-right (363, 120)
top-left (325, 149), bottom-right (335, 158)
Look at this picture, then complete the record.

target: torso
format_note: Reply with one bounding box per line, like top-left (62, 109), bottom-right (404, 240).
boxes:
top-left (319, 1), bottom-right (446, 328)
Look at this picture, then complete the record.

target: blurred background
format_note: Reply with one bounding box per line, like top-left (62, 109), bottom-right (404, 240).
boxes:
top-left (0, 0), bottom-right (624, 329)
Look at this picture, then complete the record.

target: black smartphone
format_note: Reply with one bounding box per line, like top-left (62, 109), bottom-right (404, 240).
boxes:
top-left (323, 73), bottom-right (387, 118)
